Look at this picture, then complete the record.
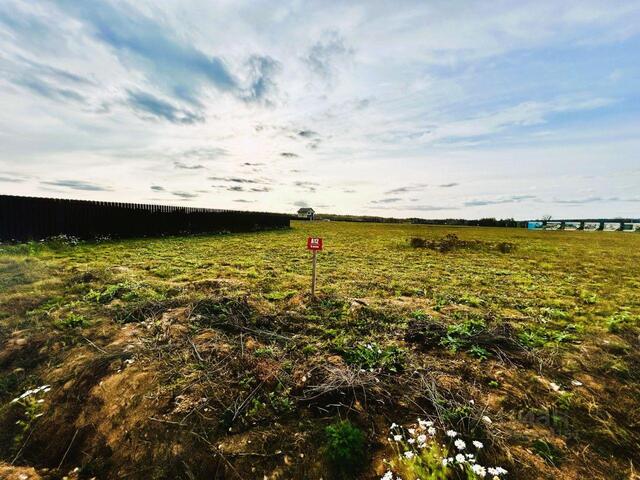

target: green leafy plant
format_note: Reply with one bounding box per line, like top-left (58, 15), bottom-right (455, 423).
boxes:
top-left (531, 439), bottom-right (562, 466)
top-left (607, 311), bottom-right (639, 333)
top-left (440, 318), bottom-right (486, 352)
top-left (340, 342), bottom-right (405, 372)
top-left (324, 420), bottom-right (366, 478)
top-left (578, 290), bottom-right (598, 305)
top-left (55, 312), bottom-right (89, 329)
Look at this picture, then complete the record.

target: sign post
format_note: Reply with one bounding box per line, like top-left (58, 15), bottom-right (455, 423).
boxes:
top-left (306, 237), bottom-right (323, 299)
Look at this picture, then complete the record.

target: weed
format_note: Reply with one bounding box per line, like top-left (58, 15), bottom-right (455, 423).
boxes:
top-left (264, 290), bottom-right (296, 301)
top-left (339, 342), bottom-right (405, 372)
top-left (324, 420), bottom-right (366, 478)
top-left (54, 313), bottom-right (89, 329)
top-left (459, 294), bottom-right (484, 307)
top-left (531, 439), bottom-right (562, 466)
top-left (440, 317), bottom-right (486, 352)
top-left (9, 385), bottom-right (51, 453)
top-left (578, 289), bottom-right (598, 305)
top-left (607, 311), bottom-right (639, 333)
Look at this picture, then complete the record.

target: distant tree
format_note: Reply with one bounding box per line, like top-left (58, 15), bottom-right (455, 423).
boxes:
top-left (541, 215), bottom-right (552, 221)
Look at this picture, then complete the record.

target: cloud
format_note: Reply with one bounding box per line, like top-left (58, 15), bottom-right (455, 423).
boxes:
top-left (464, 195), bottom-right (536, 207)
top-left (174, 161), bottom-right (205, 170)
top-left (240, 55), bottom-right (281, 105)
top-left (250, 187), bottom-right (271, 192)
top-left (41, 179), bottom-right (112, 191)
top-left (344, 189), bottom-right (357, 193)
top-left (552, 196), bottom-right (640, 204)
top-left (227, 186), bottom-right (244, 192)
top-left (294, 181), bottom-right (318, 193)
top-left (439, 182), bottom-right (459, 188)
top-left (209, 176), bottom-right (270, 184)
top-left (371, 204), bottom-right (456, 212)
top-left (385, 184), bottom-right (429, 194)
top-left (304, 31), bottom-right (353, 81)
top-left (13, 76), bottom-right (85, 103)
top-left (298, 130), bottom-right (319, 138)
top-left (54, 1), bottom-right (280, 105)
top-left (371, 197), bottom-right (402, 204)
top-left (409, 205), bottom-right (456, 211)
top-left (150, 185), bottom-right (164, 191)
top-left (0, 176), bottom-right (25, 183)
top-left (171, 191), bottom-right (198, 198)
top-left (293, 200), bottom-right (310, 208)
top-left (233, 199), bottom-right (255, 203)
top-left (280, 152), bottom-right (299, 158)
top-left (127, 90), bottom-right (204, 124)
top-left (16, 56), bottom-right (93, 86)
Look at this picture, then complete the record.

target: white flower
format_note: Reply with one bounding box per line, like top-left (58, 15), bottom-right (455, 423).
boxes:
top-left (471, 464), bottom-right (486, 477)
top-left (418, 418), bottom-right (434, 428)
top-left (408, 428), bottom-right (416, 435)
top-left (571, 380), bottom-right (583, 386)
top-left (481, 415), bottom-right (492, 424)
top-left (390, 423), bottom-right (398, 429)
top-left (381, 471), bottom-right (394, 480)
top-left (473, 440), bottom-right (484, 449)
top-left (446, 430), bottom-right (458, 437)
top-left (407, 438), bottom-right (415, 444)
top-left (454, 439), bottom-right (466, 450)
top-left (417, 434), bottom-right (427, 444)
top-left (427, 426), bottom-right (436, 436)
top-left (455, 453), bottom-right (466, 463)
top-left (442, 458), bottom-right (449, 466)
top-left (488, 466), bottom-right (508, 476)
top-left (393, 435), bottom-right (402, 442)
top-left (404, 451), bottom-right (414, 459)
top-left (549, 382), bottom-right (561, 392)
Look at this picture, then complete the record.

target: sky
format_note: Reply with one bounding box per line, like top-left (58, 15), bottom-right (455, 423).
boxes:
top-left (0, 0), bottom-right (639, 219)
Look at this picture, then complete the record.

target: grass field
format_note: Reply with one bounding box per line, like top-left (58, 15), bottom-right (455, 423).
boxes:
top-left (1, 221), bottom-right (639, 479)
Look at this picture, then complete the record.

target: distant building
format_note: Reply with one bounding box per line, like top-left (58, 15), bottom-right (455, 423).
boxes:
top-left (297, 207), bottom-right (315, 220)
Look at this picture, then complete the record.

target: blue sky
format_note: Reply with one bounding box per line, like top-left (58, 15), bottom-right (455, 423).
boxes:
top-left (0, 0), bottom-right (639, 218)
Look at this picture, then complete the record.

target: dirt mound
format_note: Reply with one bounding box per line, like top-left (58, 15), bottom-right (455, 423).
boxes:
top-left (0, 463), bottom-right (42, 480)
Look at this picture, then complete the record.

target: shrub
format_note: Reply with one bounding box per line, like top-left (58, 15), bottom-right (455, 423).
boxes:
top-left (324, 420), bottom-right (366, 478)
top-left (410, 237), bottom-right (427, 248)
top-left (409, 234), bottom-right (516, 254)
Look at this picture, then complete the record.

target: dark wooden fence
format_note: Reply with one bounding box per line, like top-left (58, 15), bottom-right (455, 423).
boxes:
top-left (0, 195), bottom-right (290, 242)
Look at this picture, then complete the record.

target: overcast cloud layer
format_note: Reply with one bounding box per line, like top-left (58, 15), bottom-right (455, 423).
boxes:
top-left (1, 0), bottom-right (639, 219)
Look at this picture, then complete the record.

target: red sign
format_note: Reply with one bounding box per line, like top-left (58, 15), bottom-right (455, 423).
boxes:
top-left (307, 237), bottom-right (323, 251)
